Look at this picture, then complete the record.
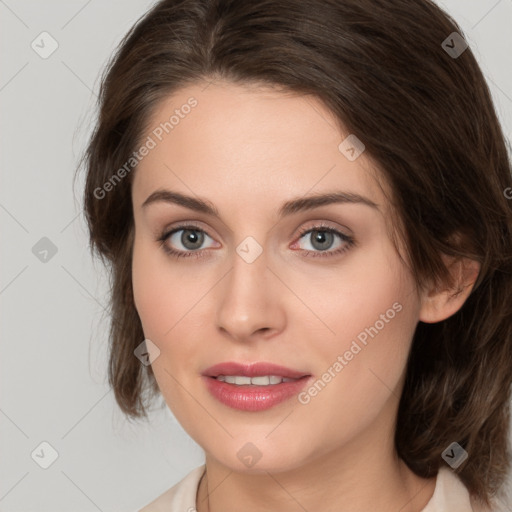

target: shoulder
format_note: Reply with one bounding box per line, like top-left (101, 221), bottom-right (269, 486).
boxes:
top-left (138, 464), bottom-right (206, 512)
top-left (422, 467), bottom-right (507, 512)
top-left (139, 464), bottom-right (509, 512)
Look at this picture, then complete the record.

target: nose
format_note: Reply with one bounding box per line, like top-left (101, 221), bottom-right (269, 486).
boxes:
top-left (215, 246), bottom-right (286, 342)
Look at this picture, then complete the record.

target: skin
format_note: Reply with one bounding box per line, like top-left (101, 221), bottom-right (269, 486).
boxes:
top-left (131, 80), bottom-right (479, 512)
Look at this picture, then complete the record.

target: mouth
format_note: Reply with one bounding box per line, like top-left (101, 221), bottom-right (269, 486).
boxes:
top-left (202, 361), bottom-right (312, 411)
top-left (202, 361), bottom-right (310, 380)
top-left (213, 375), bottom-right (299, 385)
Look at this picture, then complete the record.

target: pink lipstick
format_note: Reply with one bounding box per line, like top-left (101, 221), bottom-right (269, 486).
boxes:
top-left (202, 362), bottom-right (311, 412)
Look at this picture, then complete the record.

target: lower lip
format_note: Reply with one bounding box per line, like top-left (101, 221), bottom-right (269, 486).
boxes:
top-left (202, 375), bottom-right (311, 411)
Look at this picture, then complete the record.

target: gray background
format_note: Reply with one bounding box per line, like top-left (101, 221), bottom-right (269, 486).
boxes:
top-left (1, 1), bottom-right (511, 510)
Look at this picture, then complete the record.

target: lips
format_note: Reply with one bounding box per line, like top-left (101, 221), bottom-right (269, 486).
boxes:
top-left (201, 361), bottom-right (312, 411)
top-left (202, 361), bottom-right (309, 380)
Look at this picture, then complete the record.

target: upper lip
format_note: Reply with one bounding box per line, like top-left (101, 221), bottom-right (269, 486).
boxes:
top-left (202, 362), bottom-right (310, 379)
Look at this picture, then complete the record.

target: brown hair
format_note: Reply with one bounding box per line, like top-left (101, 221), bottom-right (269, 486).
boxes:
top-left (77, 0), bottom-right (512, 507)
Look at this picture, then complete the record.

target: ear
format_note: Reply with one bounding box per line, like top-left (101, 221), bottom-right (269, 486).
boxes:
top-left (418, 255), bottom-right (481, 324)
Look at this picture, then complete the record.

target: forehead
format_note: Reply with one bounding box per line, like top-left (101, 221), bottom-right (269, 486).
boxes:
top-left (132, 80), bottom-right (387, 213)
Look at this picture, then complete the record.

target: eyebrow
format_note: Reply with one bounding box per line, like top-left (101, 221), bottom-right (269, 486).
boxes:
top-left (141, 189), bottom-right (379, 218)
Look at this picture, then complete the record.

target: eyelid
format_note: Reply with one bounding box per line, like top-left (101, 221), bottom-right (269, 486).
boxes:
top-left (158, 219), bottom-right (355, 261)
top-left (293, 220), bottom-right (353, 239)
top-left (161, 219), bottom-right (351, 242)
top-left (165, 223), bottom-right (218, 247)
top-left (290, 222), bottom-right (354, 255)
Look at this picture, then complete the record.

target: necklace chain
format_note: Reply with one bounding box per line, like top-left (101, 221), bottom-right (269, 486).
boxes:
top-left (198, 470), bottom-right (209, 512)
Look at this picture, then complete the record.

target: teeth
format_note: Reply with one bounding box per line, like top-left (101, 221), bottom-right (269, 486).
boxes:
top-left (215, 375), bottom-right (298, 385)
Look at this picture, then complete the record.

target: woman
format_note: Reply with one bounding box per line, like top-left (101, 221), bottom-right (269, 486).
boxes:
top-left (78, 0), bottom-right (512, 510)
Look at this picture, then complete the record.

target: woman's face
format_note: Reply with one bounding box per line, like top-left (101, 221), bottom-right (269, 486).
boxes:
top-left (131, 80), bottom-right (422, 473)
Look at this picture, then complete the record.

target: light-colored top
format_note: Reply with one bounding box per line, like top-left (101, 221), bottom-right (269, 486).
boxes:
top-left (138, 464), bottom-right (494, 512)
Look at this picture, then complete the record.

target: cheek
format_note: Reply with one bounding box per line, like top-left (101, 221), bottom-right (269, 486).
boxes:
top-left (132, 233), bottom-right (191, 340)
top-left (295, 237), bottom-right (417, 353)
top-left (131, 234), bottom-right (205, 378)
top-left (297, 240), bottom-right (419, 410)
top-left (132, 241), bottom-right (167, 338)
top-left (131, 237), bottom-right (198, 414)
top-left (132, 237), bottom-right (184, 350)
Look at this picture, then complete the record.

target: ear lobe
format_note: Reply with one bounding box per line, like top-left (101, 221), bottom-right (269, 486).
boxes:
top-left (418, 256), bottom-right (480, 324)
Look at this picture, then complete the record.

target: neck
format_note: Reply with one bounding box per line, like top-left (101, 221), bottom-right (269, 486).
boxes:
top-left (196, 432), bottom-right (436, 512)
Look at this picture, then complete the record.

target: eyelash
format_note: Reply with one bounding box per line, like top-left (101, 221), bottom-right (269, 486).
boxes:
top-left (157, 222), bottom-right (356, 260)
